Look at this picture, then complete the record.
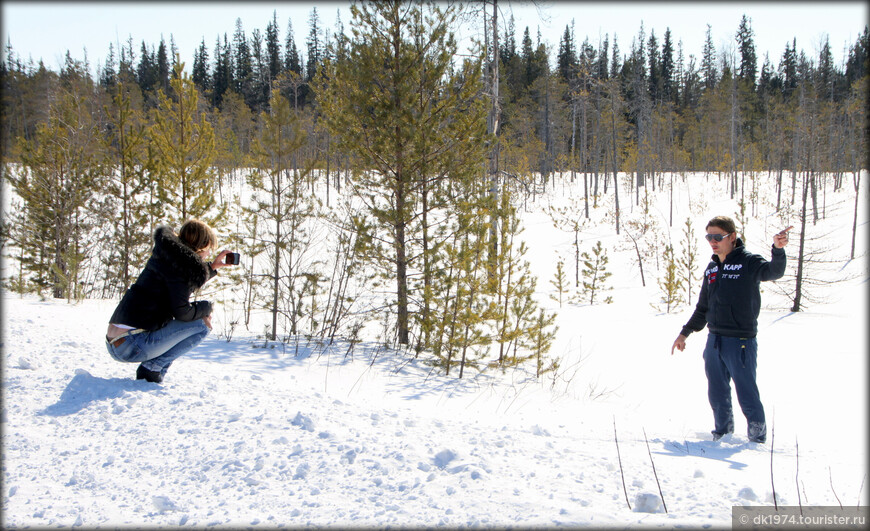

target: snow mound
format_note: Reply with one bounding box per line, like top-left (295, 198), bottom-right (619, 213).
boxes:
top-left (632, 492), bottom-right (665, 513)
top-left (152, 495), bottom-right (180, 512)
top-left (433, 449), bottom-right (458, 469)
top-left (739, 487), bottom-right (759, 501)
top-left (290, 411), bottom-right (315, 432)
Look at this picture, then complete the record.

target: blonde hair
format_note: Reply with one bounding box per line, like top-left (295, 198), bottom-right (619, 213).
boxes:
top-left (178, 219), bottom-right (217, 253)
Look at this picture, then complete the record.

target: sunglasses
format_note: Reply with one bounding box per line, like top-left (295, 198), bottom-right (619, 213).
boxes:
top-left (705, 233), bottom-right (731, 242)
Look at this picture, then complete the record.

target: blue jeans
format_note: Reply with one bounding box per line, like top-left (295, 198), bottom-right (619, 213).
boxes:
top-left (106, 319), bottom-right (209, 376)
top-left (703, 333), bottom-right (766, 442)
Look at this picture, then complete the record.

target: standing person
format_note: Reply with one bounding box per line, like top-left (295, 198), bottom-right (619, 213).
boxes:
top-left (105, 219), bottom-right (236, 383)
top-left (671, 216), bottom-right (791, 443)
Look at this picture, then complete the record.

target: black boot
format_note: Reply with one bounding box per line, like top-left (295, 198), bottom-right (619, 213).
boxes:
top-left (136, 364), bottom-right (163, 383)
top-left (748, 421), bottom-right (766, 444)
top-left (711, 430), bottom-right (732, 441)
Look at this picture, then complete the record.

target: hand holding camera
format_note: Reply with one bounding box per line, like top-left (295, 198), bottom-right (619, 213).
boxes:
top-left (211, 250), bottom-right (241, 270)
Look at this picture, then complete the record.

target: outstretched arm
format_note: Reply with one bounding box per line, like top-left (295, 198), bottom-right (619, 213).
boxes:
top-left (759, 226), bottom-right (790, 281)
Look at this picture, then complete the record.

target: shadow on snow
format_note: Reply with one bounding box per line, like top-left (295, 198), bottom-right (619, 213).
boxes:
top-left (653, 437), bottom-right (768, 470)
top-left (43, 335), bottom-right (521, 416)
top-left (39, 369), bottom-right (165, 417)
top-left (185, 334), bottom-right (513, 403)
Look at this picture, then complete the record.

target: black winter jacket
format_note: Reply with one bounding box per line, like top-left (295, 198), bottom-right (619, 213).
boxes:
top-left (680, 238), bottom-right (786, 339)
top-left (109, 226), bottom-right (217, 331)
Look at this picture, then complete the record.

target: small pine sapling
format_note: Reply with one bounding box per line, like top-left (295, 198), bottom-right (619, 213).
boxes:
top-left (548, 200), bottom-right (588, 287)
top-left (654, 244), bottom-right (683, 313)
top-left (549, 257), bottom-right (569, 307)
top-left (528, 309), bottom-right (559, 378)
top-left (580, 241), bottom-right (614, 305)
top-left (678, 218), bottom-right (699, 305)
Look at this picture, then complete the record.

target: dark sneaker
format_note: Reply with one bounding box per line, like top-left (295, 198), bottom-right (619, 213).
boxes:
top-left (136, 364), bottom-right (163, 383)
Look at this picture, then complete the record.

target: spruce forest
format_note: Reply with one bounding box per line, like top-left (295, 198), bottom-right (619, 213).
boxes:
top-left (1, 2), bottom-right (867, 379)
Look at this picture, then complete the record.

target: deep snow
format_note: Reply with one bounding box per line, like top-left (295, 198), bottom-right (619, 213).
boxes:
top-left (2, 173), bottom-right (868, 528)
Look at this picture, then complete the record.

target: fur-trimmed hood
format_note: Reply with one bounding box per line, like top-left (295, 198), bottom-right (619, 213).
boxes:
top-left (148, 225), bottom-right (212, 291)
top-left (109, 225), bottom-right (215, 331)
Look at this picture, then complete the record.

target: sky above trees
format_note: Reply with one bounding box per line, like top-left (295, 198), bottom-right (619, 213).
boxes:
top-left (2, 1), bottom-right (867, 77)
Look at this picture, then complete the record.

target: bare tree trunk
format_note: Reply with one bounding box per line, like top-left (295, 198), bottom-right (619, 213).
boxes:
top-left (271, 173), bottom-right (281, 341)
top-left (776, 166), bottom-right (783, 211)
top-left (610, 85), bottom-right (620, 235)
top-left (487, 0), bottom-right (500, 272)
top-left (396, 174), bottom-right (410, 345)
top-left (851, 172), bottom-right (861, 260)
top-left (791, 173), bottom-right (809, 313)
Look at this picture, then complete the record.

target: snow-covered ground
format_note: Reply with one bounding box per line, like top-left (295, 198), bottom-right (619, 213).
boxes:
top-left (2, 173), bottom-right (867, 528)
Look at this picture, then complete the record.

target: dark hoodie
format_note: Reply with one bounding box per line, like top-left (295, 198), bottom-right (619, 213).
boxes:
top-left (109, 226), bottom-right (217, 331)
top-left (680, 239), bottom-right (786, 339)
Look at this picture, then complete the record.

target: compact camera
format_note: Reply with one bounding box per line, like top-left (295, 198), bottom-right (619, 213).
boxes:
top-left (225, 252), bottom-right (241, 265)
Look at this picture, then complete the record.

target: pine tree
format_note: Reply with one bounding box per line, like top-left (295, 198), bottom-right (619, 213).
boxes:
top-left (610, 34), bottom-right (621, 79)
top-left (103, 81), bottom-right (154, 294)
top-left (149, 61), bottom-right (219, 225)
top-left (156, 37), bottom-right (170, 93)
top-left (444, 200), bottom-right (494, 378)
top-left (816, 36), bottom-right (835, 100)
top-left (557, 23), bottom-right (577, 82)
top-left (661, 28), bottom-right (675, 104)
top-left (246, 82), bottom-right (315, 339)
top-left (736, 15), bottom-right (757, 90)
top-left (316, 0), bottom-right (488, 346)
top-left (265, 11), bottom-right (283, 83)
top-left (10, 72), bottom-right (105, 299)
top-left (780, 39), bottom-right (797, 99)
top-left (548, 197), bottom-right (588, 287)
top-left (597, 33), bottom-right (610, 81)
top-left (493, 191), bottom-right (556, 373)
top-left (681, 45), bottom-right (702, 111)
top-left (119, 36), bottom-right (136, 85)
top-left (655, 244), bottom-right (682, 313)
top-left (192, 38), bottom-right (211, 94)
top-left (526, 309), bottom-right (558, 378)
top-left (233, 18), bottom-right (253, 98)
top-left (137, 41), bottom-right (157, 96)
top-left (549, 256), bottom-right (568, 307)
top-left (845, 27), bottom-right (869, 86)
top-left (248, 27), bottom-right (268, 113)
top-left (580, 240), bottom-right (613, 305)
top-left (647, 29), bottom-right (661, 102)
top-left (520, 26), bottom-right (544, 90)
top-left (100, 42), bottom-right (117, 90)
top-left (170, 35), bottom-right (178, 72)
top-left (305, 7), bottom-right (322, 83)
top-left (702, 24), bottom-right (717, 90)
top-left (211, 34), bottom-right (233, 109)
top-left (284, 18), bottom-right (302, 76)
top-left (500, 14), bottom-right (517, 66)
top-left (678, 217), bottom-right (699, 305)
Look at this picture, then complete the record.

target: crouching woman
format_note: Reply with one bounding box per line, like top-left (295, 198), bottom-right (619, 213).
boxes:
top-left (105, 219), bottom-right (234, 383)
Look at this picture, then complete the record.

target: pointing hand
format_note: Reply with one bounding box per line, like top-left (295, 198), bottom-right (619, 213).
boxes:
top-left (773, 226), bottom-right (793, 249)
